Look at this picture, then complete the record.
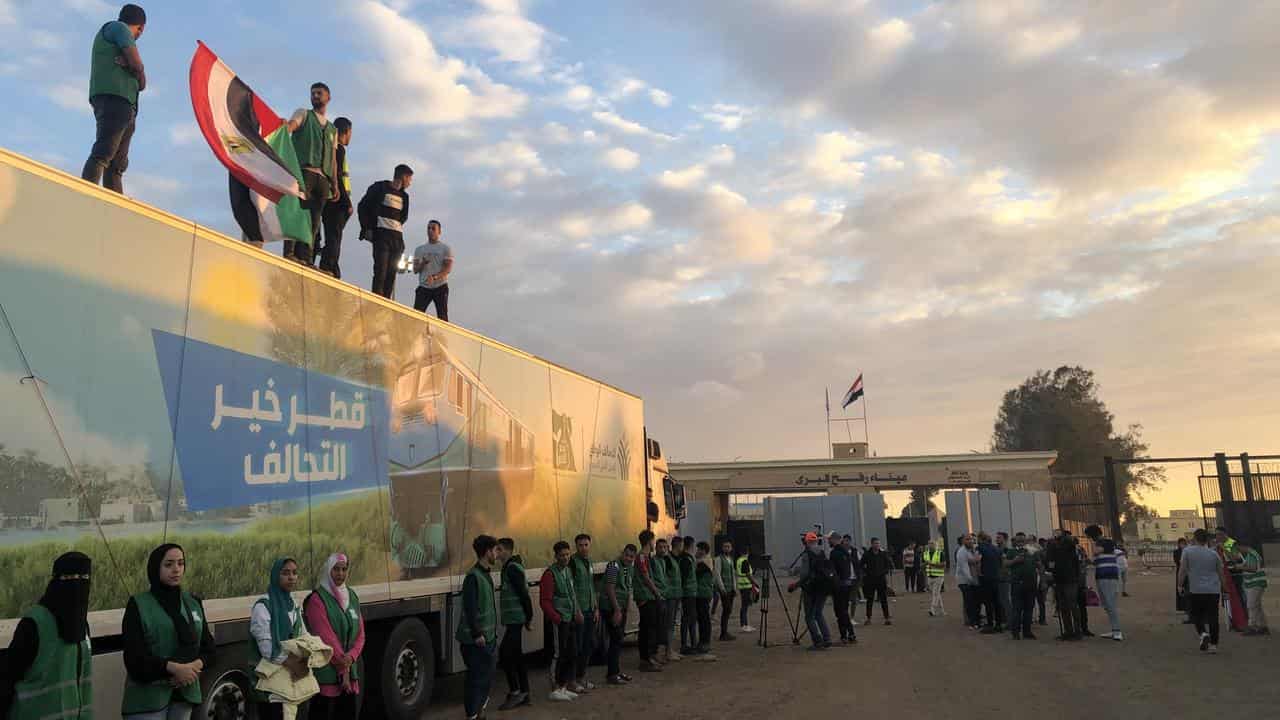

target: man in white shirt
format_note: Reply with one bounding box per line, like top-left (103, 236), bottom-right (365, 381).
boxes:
top-left (954, 534), bottom-right (981, 629)
top-left (412, 220), bottom-right (453, 321)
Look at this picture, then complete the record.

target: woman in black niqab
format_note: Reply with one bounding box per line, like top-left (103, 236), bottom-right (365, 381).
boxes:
top-left (40, 551), bottom-right (92, 644)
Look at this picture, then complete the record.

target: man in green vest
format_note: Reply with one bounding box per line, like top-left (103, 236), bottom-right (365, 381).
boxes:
top-left (540, 541), bottom-right (583, 702)
top-left (1238, 540), bottom-right (1270, 636)
top-left (570, 533), bottom-right (599, 694)
top-left (675, 536), bottom-right (698, 655)
top-left (2, 553), bottom-right (94, 720)
top-left (713, 539), bottom-right (737, 641)
top-left (923, 538), bottom-right (947, 617)
top-left (632, 530), bottom-right (664, 672)
top-left (81, 4), bottom-right (146, 194)
top-left (495, 538), bottom-right (533, 710)
top-left (736, 545), bottom-right (759, 633)
top-left (655, 537), bottom-right (681, 662)
top-left (602, 544), bottom-right (637, 684)
top-left (285, 82), bottom-right (340, 266)
top-left (457, 535), bottom-right (499, 720)
top-left (317, 116), bottom-right (354, 278)
top-left (693, 542), bottom-right (719, 658)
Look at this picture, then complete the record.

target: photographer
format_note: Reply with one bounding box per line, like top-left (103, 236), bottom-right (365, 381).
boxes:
top-left (788, 532), bottom-right (834, 650)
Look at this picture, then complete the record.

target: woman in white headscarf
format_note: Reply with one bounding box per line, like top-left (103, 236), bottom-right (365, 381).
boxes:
top-left (303, 553), bottom-right (366, 720)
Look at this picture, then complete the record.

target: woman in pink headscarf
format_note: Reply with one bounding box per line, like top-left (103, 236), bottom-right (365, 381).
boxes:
top-left (303, 553), bottom-right (366, 719)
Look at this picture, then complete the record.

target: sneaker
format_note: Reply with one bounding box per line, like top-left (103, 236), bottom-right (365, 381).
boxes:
top-left (1112, 632), bottom-right (1124, 641)
top-left (549, 689), bottom-right (574, 702)
top-left (885, 619), bottom-right (892, 626)
top-left (822, 640), bottom-right (833, 648)
top-left (1208, 644), bottom-right (1219, 654)
top-left (583, 681), bottom-right (597, 691)
top-left (618, 673), bottom-right (633, 682)
top-left (1199, 633), bottom-right (1211, 652)
top-left (741, 625), bottom-right (756, 633)
top-left (851, 618), bottom-right (859, 626)
top-left (1081, 630), bottom-right (1095, 637)
top-left (607, 675), bottom-right (626, 686)
top-left (668, 651), bottom-right (683, 662)
top-left (498, 692), bottom-right (526, 711)
top-left (570, 682), bottom-right (590, 695)
top-left (1122, 592), bottom-right (1130, 597)
top-left (565, 689), bottom-right (579, 699)
top-left (928, 610), bottom-right (935, 617)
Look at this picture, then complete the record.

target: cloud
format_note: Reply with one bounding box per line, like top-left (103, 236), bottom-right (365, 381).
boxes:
top-left (803, 131), bottom-right (869, 185)
top-left (698, 103), bottom-right (752, 131)
top-left (730, 351), bottom-right (766, 382)
top-left (649, 88), bottom-right (673, 107)
top-left (558, 202), bottom-right (654, 239)
top-left (601, 147), bottom-right (640, 171)
top-left (540, 122), bottom-right (573, 144)
top-left (561, 84), bottom-right (596, 111)
top-left (43, 80), bottom-right (88, 113)
top-left (874, 154), bottom-right (905, 171)
top-left (592, 110), bottom-right (676, 142)
top-left (462, 137), bottom-right (552, 186)
top-left (348, 0), bottom-right (526, 125)
top-left (658, 164), bottom-right (707, 190)
top-left (707, 144), bottom-right (735, 166)
top-left (169, 124), bottom-right (202, 147)
top-left (610, 77), bottom-right (647, 100)
top-left (448, 0), bottom-right (550, 72)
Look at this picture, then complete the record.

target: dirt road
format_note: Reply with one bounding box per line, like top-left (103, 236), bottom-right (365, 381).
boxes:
top-left (430, 571), bottom-right (1280, 719)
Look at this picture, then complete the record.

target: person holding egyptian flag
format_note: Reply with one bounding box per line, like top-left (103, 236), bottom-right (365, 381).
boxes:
top-left (189, 42), bottom-right (316, 258)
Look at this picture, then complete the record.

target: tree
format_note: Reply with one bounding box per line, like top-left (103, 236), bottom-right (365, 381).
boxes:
top-left (991, 366), bottom-right (1165, 523)
top-left (902, 487), bottom-right (939, 518)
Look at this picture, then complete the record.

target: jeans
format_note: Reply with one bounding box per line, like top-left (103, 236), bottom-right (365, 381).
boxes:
top-left (228, 174), bottom-right (264, 245)
top-left (1246, 587), bottom-right (1268, 629)
top-left (604, 608), bottom-right (626, 676)
top-left (1189, 593), bottom-right (1220, 645)
top-left (998, 580), bottom-right (1012, 629)
top-left (460, 641), bottom-right (496, 718)
top-left (960, 584), bottom-right (979, 626)
top-left (82, 94), bottom-right (136, 194)
top-left (308, 693), bottom-right (357, 720)
top-left (804, 590), bottom-right (831, 645)
top-left (1010, 582), bottom-right (1036, 636)
top-left (124, 704), bottom-right (194, 720)
top-left (739, 588), bottom-right (753, 626)
top-left (696, 597), bottom-right (712, 649)
top-left (319, 202), bottom-right (350, 277)
top-left (550, 622), bottom-right (576, 688)
top-left (1054, 581), bottom-right (1081, 637)
top-left (499, 624), bottom-right (529, 695)
top-left (928, 576), bottom-right (945, 616)
top-left (719, 592), bottom-right (735, 637)
top-left (415, 284), bottom-right (450, 321)
top-left (1097, 577), bottom-right (1121, 633)
top-left (371, 234), bottom-right (404, 298)
top-left (575, 612), bottom-right (596, 681)
top-left (863, 580), bottom-right (890, 620)
top-left (662, 598), bottom-right (680, 649)
top-left (284, 170), bottom-right (330, 264)
top-left (833, 585), bottom-right (855, 638)
top-left (637, 599), bottom-right (659, 662)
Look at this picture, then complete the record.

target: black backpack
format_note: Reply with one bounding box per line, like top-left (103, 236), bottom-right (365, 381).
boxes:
top-left (808, 549), bottom-right (837, 591)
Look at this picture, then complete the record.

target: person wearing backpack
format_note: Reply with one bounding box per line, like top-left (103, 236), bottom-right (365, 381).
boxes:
top-left (788, 532), bottom-right (833, 650)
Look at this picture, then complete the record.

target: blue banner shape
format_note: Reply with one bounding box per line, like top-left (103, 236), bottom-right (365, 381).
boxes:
top-left (153, 330), bottom-right (389, 511)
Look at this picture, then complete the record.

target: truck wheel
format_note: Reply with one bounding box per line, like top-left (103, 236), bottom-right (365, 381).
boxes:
top-left (201, 669), bottom-right (250, 720)
top-left (378, 618), bottom-right (435, 720)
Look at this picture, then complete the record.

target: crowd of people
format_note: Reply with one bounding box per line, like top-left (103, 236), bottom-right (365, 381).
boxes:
top-left (79, 4), bottom-right (454, 322)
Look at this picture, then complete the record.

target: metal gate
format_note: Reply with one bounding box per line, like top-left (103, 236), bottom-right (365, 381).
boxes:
top-left (1052, 474), bottom-right (1119, 540)
top-left (1199, 453), bottom-right (1280, 549)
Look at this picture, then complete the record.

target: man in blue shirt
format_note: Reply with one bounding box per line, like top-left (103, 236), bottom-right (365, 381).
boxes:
top-left (976, 532), bottom-right (1004, 633)
top-left (81, 4), bottom-right (146, 194)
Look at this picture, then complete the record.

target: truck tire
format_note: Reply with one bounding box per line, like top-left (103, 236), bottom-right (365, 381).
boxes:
top-left (375, 618), bottom-right (435, 720)
top-left (201, 668), bottom-right (251, 720)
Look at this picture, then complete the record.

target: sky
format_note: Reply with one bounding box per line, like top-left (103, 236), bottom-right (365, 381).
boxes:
top-left (3, 0), bottom-right (1278, 516)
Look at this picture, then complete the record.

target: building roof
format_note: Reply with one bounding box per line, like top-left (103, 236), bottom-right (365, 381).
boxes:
top-left (671, 451), bottom-right (1057, 472)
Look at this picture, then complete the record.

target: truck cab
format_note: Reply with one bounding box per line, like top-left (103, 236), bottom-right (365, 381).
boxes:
top-left (645, 436), bottom-right (686, 537)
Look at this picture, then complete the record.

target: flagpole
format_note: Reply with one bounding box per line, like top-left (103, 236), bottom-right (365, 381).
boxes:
top-left (825, 388), bottom-right (833, 459)
top-left (862, 373), bottom-right (872, 452)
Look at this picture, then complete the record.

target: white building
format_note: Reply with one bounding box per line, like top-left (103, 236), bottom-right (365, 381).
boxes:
top-left (39, 498), bottom-right (80, 529)
top-left (1135, 509), bottom-right (1202, 542)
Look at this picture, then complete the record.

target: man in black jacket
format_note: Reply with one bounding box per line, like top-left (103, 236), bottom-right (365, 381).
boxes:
top-left (357, 164), bottom-right (413, 299)
top-left (861, 538), bottom-right (892, 625)
top-left (1047, 530), bottom-right (1083, 640)
top-left (828, 532), bottom-right (857, 642)
top-left (316, 116), bottom-right (353, 278)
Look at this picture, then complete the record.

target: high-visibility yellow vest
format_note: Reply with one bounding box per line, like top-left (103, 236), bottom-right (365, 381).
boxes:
top-left (735, 556), bottom-right (753, 590)
top-left (923, 548), bottom-right (946, 577)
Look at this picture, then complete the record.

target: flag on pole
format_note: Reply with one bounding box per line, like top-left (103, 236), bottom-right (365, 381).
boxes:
top-left (840, 374), bottom-right (864, 409)
top-left (188, 41), bottom-right (312, 245)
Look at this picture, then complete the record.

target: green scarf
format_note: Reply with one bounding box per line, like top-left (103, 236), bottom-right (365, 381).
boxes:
top-left (265, 557), bottom-right (298, 659)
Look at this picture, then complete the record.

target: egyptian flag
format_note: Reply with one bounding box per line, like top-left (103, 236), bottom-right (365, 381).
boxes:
top-left (189, 41), bottom-right (311, 245)
top-left (841, 374), bottom-right (864, 409)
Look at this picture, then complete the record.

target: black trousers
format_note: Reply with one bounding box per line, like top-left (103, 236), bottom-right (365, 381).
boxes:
top-left (1036, 584), bottom-right (1047, 623)
top-left (318, 203), bottom-right (349, 278)
top-left (739, 588), bottom-right (753, 626)
top-left (833, 585), bottom-right (855, 638)
top-left (961, 584), bottom-right (979, 626)
top-left (719, 592), bottom-right (735, 637)
top-left (604, 609), bottom-right (626, 677)
top-left (550, 622), bottom-right (577, 688)
top-left (979, 578), bottom-right (999, 627)
top-left (637, 599), bottom-right (659, 662)
top-left (1189, 593), bottom-right (1220, 645)
top-left (499, 624), bottom-right (529, 695)
top-left (284, 171), bottom-right (329, 264)
top-left (371, 235), bottom-right (403, 299)
top-left (1054, 581), bottom-right (1081, 637)
top-left (82, 94), bottom-right (136, 194)
top-left (904, 567), bottom-right (916, 592)
top-left (680, 596), bottom-right (697, 650)
top-left (695, 597), bottom-right (712, 649)
top-left (415, 284), bottom-right (450, 321)
top-left (1076, 584), bottom-right (1090, 632)
top-left (228, 174), bottom-right (264, 245)
top-left (308, 692), bottom-right (357, 720)
top-left (1011, 582), bottom-right (1036, 636)
top-left (863, 580), bottom-right (890, 620)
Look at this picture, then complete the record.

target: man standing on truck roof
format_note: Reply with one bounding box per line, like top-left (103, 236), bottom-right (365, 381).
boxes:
top-left (81, 4), bottom-right (146, 195)
top-left (284, 82), bottom-right (339, 267)
top-left (458, 535), bottom-right (499, 720)
top-left (358, 164), bottom-right (413, 299)
top-left (570, 533), bottom-right (599, 695)
top-left (496, 538), bottom-right (533, 711)
top-left (676, 535), bottom-right (698, 656)
top-left (541, 541), bottom-right (583, 702)
top-left (412, 220), bottom-right (453, 321)
top-left (633, 530), bottom-right (664, 673)
top-left (315, 116), bottom-right (353, 279)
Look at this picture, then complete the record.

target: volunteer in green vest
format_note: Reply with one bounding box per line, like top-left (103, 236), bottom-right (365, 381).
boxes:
top-left (601, 544), bottom-right (637, 684)
top-left (284, 82), bottom-right (340, 266)
top-left (249, 558), bottom-right (309, 720)
top-left (693, 542), bottom-right (718, 657)
top-left (302, 553), bottom-right (365, 720)
top-left (736, 546), bottom-right (758, 633)
top-left (495, 537), bottom-right (532, 710)
top-left (1237, 541), bottom-right (1270, 636)
top-left (122, 544), bottom-right (216, 720)
top-left (657, 538), bottom-right (682, 662)
top-left (632, 530), bottom-right (663, 672)
top-left (540, 541), bottom-right (582, 702)
top-left (0, 552), bottom-right (94, 720)
top-left (81, 4), bottom-right (146, 194)
top-left (713, 539), bottom-right (737, 641)
top-left (923, 539), bottom-right (947, 617)
top-left (676, 536), bottom-right (698, 656)
top-left (317, 117), bottom-right (354, 278)
top-left (458, 535), bottom-right (499, 720)
top-left (570, 534), bottom-right (599, 694)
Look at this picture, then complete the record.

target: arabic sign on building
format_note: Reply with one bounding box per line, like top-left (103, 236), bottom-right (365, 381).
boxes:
top-left (153, 331), bottom-right (389, 511)
top-left (794, 472), bottom-right (909, 487)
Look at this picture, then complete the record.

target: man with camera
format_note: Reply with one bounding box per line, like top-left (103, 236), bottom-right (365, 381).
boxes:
top-left (788, 532), bottom-right (834, 650)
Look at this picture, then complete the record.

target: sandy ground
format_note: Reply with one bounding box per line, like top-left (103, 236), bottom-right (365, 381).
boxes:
top-left (430, 571), bottom-right (1280, 720)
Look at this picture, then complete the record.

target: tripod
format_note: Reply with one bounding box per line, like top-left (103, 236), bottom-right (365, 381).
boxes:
top-left (756, 554), bottom-right (802, 647)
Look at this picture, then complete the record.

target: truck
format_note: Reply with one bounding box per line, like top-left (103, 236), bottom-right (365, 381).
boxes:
top-left (0, 147), bottom-right (686, 718)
